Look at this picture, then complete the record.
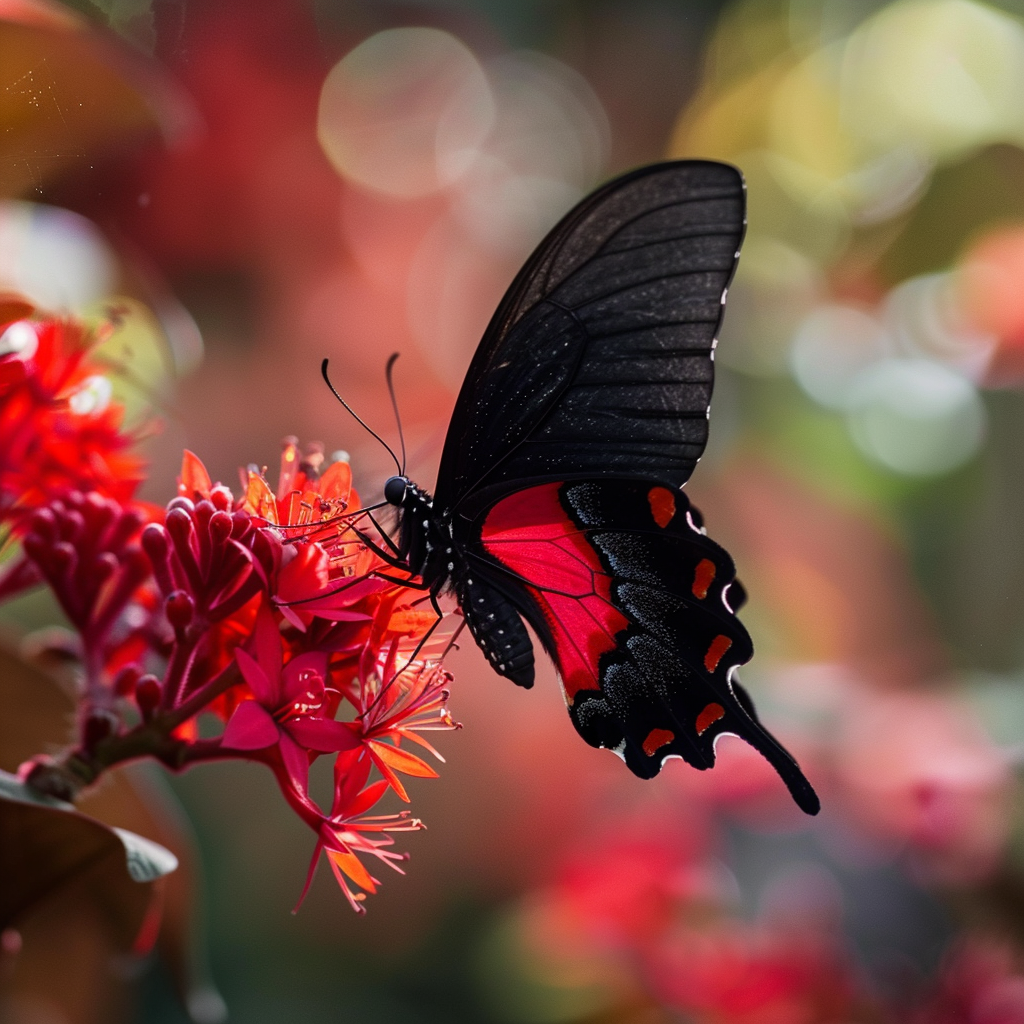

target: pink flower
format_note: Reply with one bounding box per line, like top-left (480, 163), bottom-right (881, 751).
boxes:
top-left (298, 749), bottom-right (424, 914)
top-left (222, 605), bottom-right (359, 798)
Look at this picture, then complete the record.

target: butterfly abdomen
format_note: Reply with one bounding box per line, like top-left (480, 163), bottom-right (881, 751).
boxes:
top-left (455, 572), bottom-right (535, 687)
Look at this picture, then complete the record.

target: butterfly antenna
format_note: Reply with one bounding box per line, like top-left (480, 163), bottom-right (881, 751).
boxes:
top-left (321, 359), bottom-right (401, 475)
top-left (385, 352), bottom-right (407, 475)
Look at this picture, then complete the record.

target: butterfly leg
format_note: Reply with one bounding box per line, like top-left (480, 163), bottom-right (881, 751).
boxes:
top-left (365, 511), bottom-right (401, 556)
top-left (372, 571), bottom-right (431, 590)
top-left (363, 589), bottom-right (447, 717)
top-left (346, 524), bottom-right (413, 571)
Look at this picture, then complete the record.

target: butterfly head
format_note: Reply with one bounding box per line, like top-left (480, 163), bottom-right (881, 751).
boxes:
top-left (384, 475), bottom-right (409, 506)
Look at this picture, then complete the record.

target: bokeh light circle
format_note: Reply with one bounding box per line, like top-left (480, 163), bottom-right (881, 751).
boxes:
top-left (0, 320), bottom-right (39, 360)
top-left (68, 374), bottom-right (113, 416)
top-left (450, 51), bottom-right (609, 253)
top-left (317, 27), bottom-right (494, 198)
top-left (791, 305), bottom-right (888, 410)
top-left (957, 224), bottom-right (1024, 345)
top-left (846, 358), bottom-right (985, 476)
top-left (883, 272), bottom-right (994, 378)
top-left (0, 202), bottom-right (116, 311)
top-left (841, 0), bottom-right (1024, 162)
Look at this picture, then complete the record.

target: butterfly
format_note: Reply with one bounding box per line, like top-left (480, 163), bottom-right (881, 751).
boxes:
top-left (332, 160), bottom-right (819, 815)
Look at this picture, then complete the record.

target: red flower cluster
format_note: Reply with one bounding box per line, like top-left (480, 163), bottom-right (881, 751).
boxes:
top-left (513, 829), bottom-right (861, 1024)
top-left (2, 305), bottom-right (458, 912)
top-left (0, 298), bottom-right (147, 535)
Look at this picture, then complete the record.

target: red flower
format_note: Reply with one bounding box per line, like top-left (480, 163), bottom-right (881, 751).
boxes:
top-left (299, 748), bottom-right (424, 914)
top-left (12, 444), bottom-right (459, 913)
top-left (354, 637), bottom-right (457, 802)
top-left (274, 540), bottom-right (385, 631)
top-left (222, 605), bottom-right (359, 799)
top-left (0, 307), bottom-right (147, 530)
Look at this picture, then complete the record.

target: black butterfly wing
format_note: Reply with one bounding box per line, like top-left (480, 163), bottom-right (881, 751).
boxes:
top-left (432, 159), bottom-right (819, 813)
top-left (469, 479), bottom-right (819, 815)
top-left (433, 160), bottom-right (744, 520)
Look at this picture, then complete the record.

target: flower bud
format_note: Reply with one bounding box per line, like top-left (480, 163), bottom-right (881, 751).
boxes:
top-left (230, 510), bottom-right (253, 539)
top-left (210, 485), bottom-right (233, 511)
top-left (165, 507), bottom-right (197, 554)
top-left (81, 492), bottom-right (117, 536)
top-left (58, 509), bottom-right (85, 544)
top-left (209, 510), bottom-right (233, 545)
top-left (93, 551), bottom-right (119, 583)
top-left (28, 507), bottom-right (56, 541)
top-left (166, 590), bottom-right (195, 632)
top-left (135, 675), bottom-right (162, 720)
top-left (141, 523), bottom-right (169, 562)
top-left (51, 541), bottom-right (77, 574)
top-left (113, 664), bottom-right (142, 697)
top-left (82, 708), bottom-right (119, 752)
top-left (194, 499), bottom-right (215, 535)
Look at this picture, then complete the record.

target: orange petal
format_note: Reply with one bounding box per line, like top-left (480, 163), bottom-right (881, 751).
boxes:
top-left (318, 460), bottom-right (352, 503)
top-left (367, 740), bottom-right (439, 779)
top-left (387, 609), bottom-right (438, 636)
top-left (178, 450), bottom-right (212, 500)
top-left (242, 470), bottom-right (277, 522)
top-left (326, 849), bottom-right (377, 893)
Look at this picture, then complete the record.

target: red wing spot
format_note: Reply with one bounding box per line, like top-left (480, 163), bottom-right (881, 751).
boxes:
top-left (642, 728), bottom-right (675, 756)
top-left (692, 558), bottom-right (716, 599)
top-left (647, 487), bottom-right (676, 528)
top-left (695, 703), bottom-right (725, 736)
top-left (704, 635), bottom-right (732, 673)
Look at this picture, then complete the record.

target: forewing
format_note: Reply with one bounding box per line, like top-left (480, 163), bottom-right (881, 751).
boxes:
top-left (471, 480), bottom-right (819, 815)
top-left (434, 160), bottom-right (745, 518)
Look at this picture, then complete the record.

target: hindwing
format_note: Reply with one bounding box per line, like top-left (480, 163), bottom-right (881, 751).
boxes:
top-left (462, 479), bottom-right (819, 815)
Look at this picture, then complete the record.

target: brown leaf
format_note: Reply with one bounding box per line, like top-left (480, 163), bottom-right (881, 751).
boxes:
top-left (0, 640), bottom-right (225, 1021)
top-left (0, 638), bottom-right (76, 774)
top-left (0, 0), bottom-right (194, 198)
top-left (0, 772), bottom-right (176, 940)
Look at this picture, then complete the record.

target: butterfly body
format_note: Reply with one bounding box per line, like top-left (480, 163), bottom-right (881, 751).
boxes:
top-left (385, 475), bottom-right (539, 687)
top-left (371, 160), bottom-right (820, 815)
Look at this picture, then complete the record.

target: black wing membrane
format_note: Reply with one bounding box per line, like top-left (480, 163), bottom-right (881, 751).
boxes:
top-left (434, 160), bottom-right (745, 519)
top-left (559, 480), bottom-right (819, 815)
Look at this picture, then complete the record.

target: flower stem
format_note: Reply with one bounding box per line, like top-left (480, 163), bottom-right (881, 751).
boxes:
top-left (162, 659), bottom-right (242, 730)
top-left (161, 633), bottom-right (200, 710)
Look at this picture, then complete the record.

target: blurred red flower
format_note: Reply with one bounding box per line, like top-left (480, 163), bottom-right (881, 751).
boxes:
top-left (835, 689), bottom-right (1010, 884)
top-left (0, 302), bottom-right (147, 533)
top-left (911, 936), bottom-right (1024, 1024)
top-left (647, 924), bottom-right (857, 1024)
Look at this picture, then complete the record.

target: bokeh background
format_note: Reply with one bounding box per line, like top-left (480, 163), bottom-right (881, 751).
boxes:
top-left (7, 0), bottom-right (1024, 1020)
